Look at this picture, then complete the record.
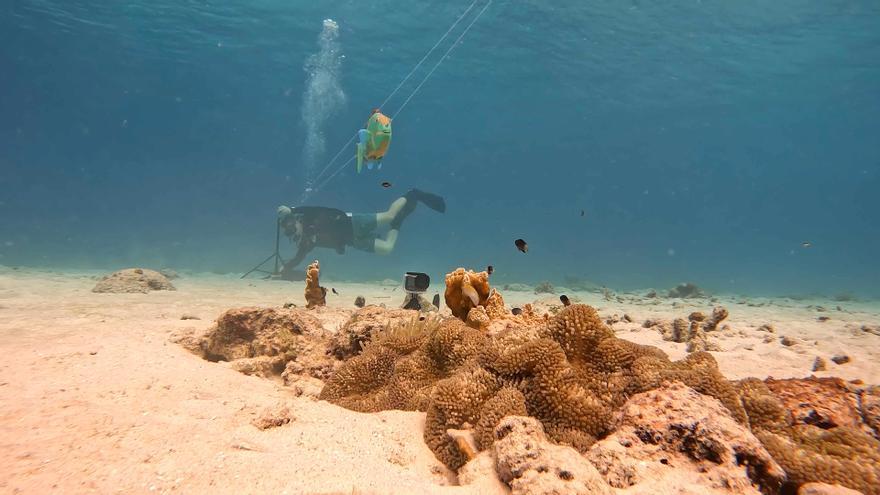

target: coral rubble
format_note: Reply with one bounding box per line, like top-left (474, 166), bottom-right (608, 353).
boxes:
top-left (648, 307), bottom-right (727, 352)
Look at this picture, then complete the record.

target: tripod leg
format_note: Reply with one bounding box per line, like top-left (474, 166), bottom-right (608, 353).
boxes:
top-left (273, 218), bottom-right (281, 275)
top-left (241, 252), bottom-right (278, 279)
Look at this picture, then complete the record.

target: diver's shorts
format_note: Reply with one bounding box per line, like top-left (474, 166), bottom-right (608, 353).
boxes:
top-left (350, 213), bottom-right (378, 252)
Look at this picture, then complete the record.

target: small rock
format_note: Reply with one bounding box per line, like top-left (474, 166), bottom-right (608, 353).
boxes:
top-left (817, 316), bottom-right (830, 322)
top-left (862, 325), bottom-right (880, 336)
top-left (812, 357), bottom-right (827, 372)
top-left (762, 335), bottom-right (774, 344)
top-left (688, 311), bottom-right (706, 322)
top-left (180, 314), bottom-right (200, 320)
top-left (645, 290), bottom-right (657, 298)
top-left (354, 296), bottom-right (366, 308)
top-left (283, 302), bottom-right (297, 309)
top-left (251, 405), bottom-right (295, 430)
top-left (494, 416), bottom-right (614, 495)
top-left (830, 354), bottom-right (850, 365)
top-left (757, 324), bottom-right (775, 333)
top-left (780, 335), bottom-right (799, 347)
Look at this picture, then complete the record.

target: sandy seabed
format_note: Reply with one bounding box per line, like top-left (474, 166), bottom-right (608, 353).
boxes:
top-left (1, 266), bottom-right (878, 494)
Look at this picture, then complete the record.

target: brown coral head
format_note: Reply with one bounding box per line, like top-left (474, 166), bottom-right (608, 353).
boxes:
top-left (444, 268), bottom-right (491, 320)
top-left (544, 304), bottom-right (614, 356)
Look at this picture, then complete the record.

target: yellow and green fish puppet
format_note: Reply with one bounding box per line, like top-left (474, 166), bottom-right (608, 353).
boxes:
top-left (356, 109), bottom-right (392, 172)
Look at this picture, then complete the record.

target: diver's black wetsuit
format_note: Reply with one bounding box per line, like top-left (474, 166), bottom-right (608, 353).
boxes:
top-left (283, 207), bottom-right (353, 271)
top-left (278, 189), bottom-right (445, 281)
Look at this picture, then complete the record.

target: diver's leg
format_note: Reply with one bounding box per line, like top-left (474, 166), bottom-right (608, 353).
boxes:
top-left (376, 189), bottom-right (447, 230)
top-left (373, 229), bottom-right (399, 255)
top-left (376, 197), bottom-right (408, 226)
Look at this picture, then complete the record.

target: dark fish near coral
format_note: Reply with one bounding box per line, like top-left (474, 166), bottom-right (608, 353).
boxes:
top-left (559, 294), bottom-right (571, 306)
top-left (381, 181), bottom-right (392, 188)
top-left (514, 239), bottom-right (528, 253)
top-left (802, 241), bottom-right (812, 248)
top-left (432, 293), bottom-right (440, 309)
top-left (332, 287), bottom-right (339, 295)
top-left (487, 265), bottom-right (494, 275)
top-left (511, 307), bottom-right (522, 315)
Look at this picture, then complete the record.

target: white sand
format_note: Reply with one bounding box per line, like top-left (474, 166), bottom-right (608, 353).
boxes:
top-left (1, 267), bottom-right (878, 494)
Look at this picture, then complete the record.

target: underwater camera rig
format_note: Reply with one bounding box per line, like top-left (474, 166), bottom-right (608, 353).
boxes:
top-left (401, 272), bottom-right (438, 311)
top-left (241, 219), bottom-right (287, 279)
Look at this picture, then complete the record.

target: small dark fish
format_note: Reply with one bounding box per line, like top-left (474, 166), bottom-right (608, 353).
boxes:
top-left (560, 294), bottom-right (571, 307)
top-left (802, 241), bottom-right (812, 248)
top-left (514, 238), bottom-right (528, 253)
top-left (487, 265), bottom-right (494, 275)
top-left (332, 287), bottom-right (339, 295)
top-left (381, 181), bottom-right (392, 188)
top-left (432, 293), bottom-right (440, 309)
top-left (511, 307), bottom-right (522, 316)
top-left (580, 210), bottom-right (585, 217)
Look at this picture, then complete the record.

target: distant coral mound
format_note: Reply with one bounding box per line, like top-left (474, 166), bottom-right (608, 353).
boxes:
top-left (92, 268), bottom-right (175, 294)
top-left (667, 282), bottom-right (706, 298)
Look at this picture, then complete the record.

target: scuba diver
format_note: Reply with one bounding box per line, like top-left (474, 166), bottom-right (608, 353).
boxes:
top-left (357, 109), bottom-right (392, 172)
top-left (276, 188), bottom-right (445, 281)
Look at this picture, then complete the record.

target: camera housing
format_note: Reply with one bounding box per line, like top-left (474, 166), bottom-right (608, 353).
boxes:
top-left (404, 272), bottom-right (430, 293)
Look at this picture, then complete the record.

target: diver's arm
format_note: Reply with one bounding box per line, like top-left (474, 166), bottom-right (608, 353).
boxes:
top-left (288, 239), bottom-right (313, 269)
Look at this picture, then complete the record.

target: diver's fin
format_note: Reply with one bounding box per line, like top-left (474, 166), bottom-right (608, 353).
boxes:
top-left (406, 189), bottom-right (446, 213)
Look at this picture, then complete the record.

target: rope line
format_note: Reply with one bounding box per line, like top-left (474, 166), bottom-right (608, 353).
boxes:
top-left (311, 154), bottom-right (355, 194)
top-left (377, 0), bottom-right (480, 111)
top-left (393, 0), bottom-right (492, 119)
top-left (308, 131), bottom-right (357, 191)
top-left (307, 1), bottom-right (481, 190)
top-left (301, 0), bottom-right (491, 200)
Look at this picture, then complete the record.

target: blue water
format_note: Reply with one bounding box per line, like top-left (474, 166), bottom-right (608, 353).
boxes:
top-left (2, 0), bottom-right (879, 297)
